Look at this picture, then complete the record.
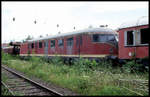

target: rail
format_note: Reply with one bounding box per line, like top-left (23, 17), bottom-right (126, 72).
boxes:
top-left (2, 65), bottom-right (63, 96)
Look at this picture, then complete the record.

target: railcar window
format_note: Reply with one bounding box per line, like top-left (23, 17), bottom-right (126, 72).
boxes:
top-left (108, 35), bottom-right (115, 41)
top-left (51, 40), bottom-right (55, 47)
top-left (93, 34), bottom-right (116, 42)
top-left (140, 28), bottom-right (149, 44)
top-left (44, 41), bottom-right (48, 47)
top-left (93, 34), bottom-right (99, 42)
top-left (125, 31), bottom-right (134, 45)
top-left (67, 37), bottom-right (73, 46)
top-left (39, 42), bottom-right (42, 48)
top-left (99, 35), bottom-right (108, 42)
top-left (31, 43), bottom-right (34, 48)
top-left (58, 39), bottom-right (64, 46)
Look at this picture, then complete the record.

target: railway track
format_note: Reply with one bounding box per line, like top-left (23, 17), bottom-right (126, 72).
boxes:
top-left (2, 65), bottom-right (63, 96)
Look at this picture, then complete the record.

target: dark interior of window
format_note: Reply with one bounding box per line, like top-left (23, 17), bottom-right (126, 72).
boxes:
top-left (141, 28), bottom-right (149, 44)
top-left (51, 40), bottom-right (55, 47)
top-left (93, 34), bottom-right (99, 42)
top-left (31, 43), bottom-right (34, 48)
top-left (58, 39), bottom-right (64, 46)
top-left (127, 31), bottom-right (134, 45)
top-left (39, 42), bottom-right (42, 48)
top-left (67, 37), bottom-right (73, 46)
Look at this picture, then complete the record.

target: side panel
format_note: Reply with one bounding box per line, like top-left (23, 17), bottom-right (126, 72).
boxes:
top-left (44, 40), bottom-right (49, 55)
top-left (118, 25), bottom-right (149, 59)
top-left (20, 43), bottom-right (28, 54)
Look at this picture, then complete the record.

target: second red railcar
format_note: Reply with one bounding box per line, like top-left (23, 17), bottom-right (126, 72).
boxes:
top-left (20, 27), bottom-right (118, 58)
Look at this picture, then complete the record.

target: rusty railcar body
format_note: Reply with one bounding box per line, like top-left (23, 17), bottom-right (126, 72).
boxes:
top-left (2, 42), bottom-right (21, 55)
top-left (2, 46), bottom-right (14, 54)
top-left (20, 27), bottom-right (118, 59)
top-left (118, 17), bottom-right (149, 59)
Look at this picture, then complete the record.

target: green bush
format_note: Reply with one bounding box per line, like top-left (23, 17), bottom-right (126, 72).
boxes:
top-left (50, 56), bottom-right (64, 65)
top-left (122, 60), bottom-right (142, 73)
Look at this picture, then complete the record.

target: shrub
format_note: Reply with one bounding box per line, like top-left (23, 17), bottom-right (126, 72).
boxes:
top-left (50, 56), bottom-right (64, 66)
top-left (122, 60), bottom-right (143, 73)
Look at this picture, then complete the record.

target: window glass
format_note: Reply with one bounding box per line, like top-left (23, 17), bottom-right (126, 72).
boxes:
top-left (99, 35), bottom-right (107, 42)
top-left (140, 28), bottom-right (148, 44)
top-left (108, 35), bottom-right (115, 41)
top-left (51, 40), bottom-right (55, 47)
top-left (93, 34), bottom-right (99, 42)
top-left (67, 37), bottom-right (73, 46)
top-left (126, 31), bottom-right (134, 45)
top-left (31, 43), bottom-right (34, 48)
top-left (58, 39), bottom-right (64, 46)
top-left (39, 42), bottom-right (42, 48)
top-left (93, 34), bottom-right (117, 43)
top-left (44, 41), bottom-right (48, 47)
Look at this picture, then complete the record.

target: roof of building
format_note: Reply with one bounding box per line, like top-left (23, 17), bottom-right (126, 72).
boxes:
top-left (28, 27), bottom-right (117, 42)
top-left (119, 16), bottom-right (149, 29)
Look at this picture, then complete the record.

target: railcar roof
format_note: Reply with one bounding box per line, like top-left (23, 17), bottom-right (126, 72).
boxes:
top-left (27, 27), bottom-right (117, 42)
top-left (119, 16), bottom-right (149, 29)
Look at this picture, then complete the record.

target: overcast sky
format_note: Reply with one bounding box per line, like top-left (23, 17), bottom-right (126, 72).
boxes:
top-left (2, 1), bottom-right (148, 43)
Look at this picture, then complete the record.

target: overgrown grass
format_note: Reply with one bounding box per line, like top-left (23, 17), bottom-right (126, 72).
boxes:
top-left (1, 52), bottom-right (149, 96)
top-left (2, 70), bottom-right (23, 96)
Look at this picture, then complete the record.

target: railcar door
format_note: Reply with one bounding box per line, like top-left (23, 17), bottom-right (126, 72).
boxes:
top-left (76, 35), bottom-right (82, 55)
top-left (44, 40), bottom-right (49, 55)
top-left (67, 37), bottom-right (73, 55)
top-left (28, 43), bottom-right (31, 54)
top-left (35, 42), bottom-right (38, 53)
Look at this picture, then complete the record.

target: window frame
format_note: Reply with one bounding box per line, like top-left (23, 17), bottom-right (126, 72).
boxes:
top-left (92, 34), bottom-right (116, 43)
top-left (140, 28), bottom-right (149, 45)
top-left (44, 40), bottom-right (48, 47)
top-left (58, 39), bottom-right (64, 47)
top-left (92, 34), bottom-right (99, 42)
top-left (124, 30), bottom-right (135, 46)
top-left (39, 41), bottom-right (43, 48)
top-left (67, 37), bottom-right (73, 46)
top-left (124, 28), bottom-right (149, 47)
top-left (31, 43), bottom-right (34, 49)
top-left (51, 40), bottom-right (55, 47)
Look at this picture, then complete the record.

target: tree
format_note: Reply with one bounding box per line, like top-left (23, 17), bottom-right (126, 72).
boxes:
top-left (25, 35), bottom-right (33, 41)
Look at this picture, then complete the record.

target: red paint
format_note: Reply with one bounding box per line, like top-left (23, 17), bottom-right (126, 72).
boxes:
top-left (118, 25), bottom-right (149, 59)
top-left (20, 32), bottom-right (118, 56)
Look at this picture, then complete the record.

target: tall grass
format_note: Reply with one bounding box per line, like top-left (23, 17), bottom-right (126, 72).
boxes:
top-left (1, 52), bottom-right (149, 96)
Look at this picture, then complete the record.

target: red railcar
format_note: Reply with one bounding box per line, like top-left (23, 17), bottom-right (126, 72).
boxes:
top-left (2, 46), bottom-right (14, 54)
top-left (2, 42), bottom-right (21, 55)
top-left (20, 27), bottom-right (118, 58)
top-left (118, 17), bottom-right (149, 59)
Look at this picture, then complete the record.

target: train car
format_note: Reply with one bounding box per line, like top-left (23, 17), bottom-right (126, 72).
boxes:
top-left (2, 42), bottom-right (21, 55)
top-left (2, 46), bottom-right (14, 54)
top-left (20, 27), bottom-right (118, 59)
top-left (118, 16), bottom-right (149, 60)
